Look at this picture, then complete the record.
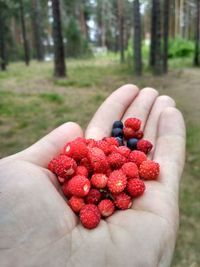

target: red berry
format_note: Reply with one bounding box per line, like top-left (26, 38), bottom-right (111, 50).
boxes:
top-left (80, 157), bottom-right (92, 172)
top-left (137, 139), bottom-right (153, 154)
top-left (107, 170), bottom-right (127, 193)
top-left (103, 137), bottom-right (119, 146)
top-left (68, 196), bottom-right (85, 213)
top-left (86, 138), bottom-right (97, 148)
top-left (88, 147), bottom-right (108, 173)
top-left (48, 158), bottom-right (56, 172)
top-left (139, 160), bottom-right (160, 180)
top-left (129, 150), bottom-right (147, 167)
top-left (123, 127), bottom-right (136, 139)
top-left (107, 152), bottom-right (127, 169)
top-left (67, 175), bottom-right (91, 197)
top-left (121, 162), bottom-right (139, 179)
top-left (80, 204), bottom-right (101, 229)
top-left (85, 189), bottom-right (101, 205)
top-left (63, 140), bottom-right (88, 160)
top-left (106, 167), bottom-right (112, 177)
top-left (124, 118), bottom-right (141, 131)
top-left (62, 181), bottom-right (71, 198)
top-left (98, 199), bottom-right (115, 217)
top-left (49, 154), bottom-right (77, 178)
top-left (75, 166), bottom-right (89, 177)
top-left (91, 173), bottom-right (108, 189)
top-left (113, 146), bottom-right (131, 158)
top-left (95, 140), bottom-right (111, 155)
top-left (134, 130), bottom-right (143, 139)
top-left (127, 179), bottom-right (145, 197)
top-left (114, 192), bottom-right (132, 210)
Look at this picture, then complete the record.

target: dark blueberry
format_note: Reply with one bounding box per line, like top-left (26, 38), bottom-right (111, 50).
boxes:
top-left (115, 137), bottom-right (124, 146)
top-left (112, 120), bottom-right (123, 129)
top-left (111, 127), bottom-right (123, 138)
top-left (127, 138), bottom-right (138, 150)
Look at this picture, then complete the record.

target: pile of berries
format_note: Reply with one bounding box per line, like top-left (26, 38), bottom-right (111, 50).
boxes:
top-left (48, 118), bottom-right (160, 229)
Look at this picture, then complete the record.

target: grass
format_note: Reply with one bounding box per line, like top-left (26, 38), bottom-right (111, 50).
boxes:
top-left (0, 55), bottom-right (200, 266)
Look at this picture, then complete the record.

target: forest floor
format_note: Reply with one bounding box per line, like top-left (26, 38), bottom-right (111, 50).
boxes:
top-left (0, 56), bottom-right (199, 266)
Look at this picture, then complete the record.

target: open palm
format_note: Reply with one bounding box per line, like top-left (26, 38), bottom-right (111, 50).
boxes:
top-left (0, 85), bottom-right (185, 267)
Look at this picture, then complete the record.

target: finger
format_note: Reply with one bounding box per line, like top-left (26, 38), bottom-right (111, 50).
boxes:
top-left (153, 107), bottom-right (186, 193)
top-left (122, 87), bottom-right (159, 130)
top-left (15, 122), bottom-right (83, 167)
top-left (143, 95), bottom-right (176, 159)
top-left (85, 84), bottom-right (139, 139)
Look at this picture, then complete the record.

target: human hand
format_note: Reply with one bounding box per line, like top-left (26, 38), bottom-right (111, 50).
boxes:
top-left (0, 85), bottom-right (185, 267)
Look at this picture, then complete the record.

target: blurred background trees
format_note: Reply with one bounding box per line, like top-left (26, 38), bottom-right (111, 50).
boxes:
top-left (0, 0), bottom-right (200, 76)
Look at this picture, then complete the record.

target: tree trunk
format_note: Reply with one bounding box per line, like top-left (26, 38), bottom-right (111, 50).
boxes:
top-left (19, 0), bottom-right (30, 66)
top-left (0, 7), bottom-right (6, 71)
top-left (79, 2), bottom-right (88, 39)
top-left (194, 0), bottom-right (200, 66)
top-left (32, 0), bottom-right (44, 61)
top-left (51, 0), bottom-right (66, 77)
top-left (150, 0), bottom-right (156, 66)
top-left (118, 0), bottom-right (124, 63)
top-left (153, 0), bottom-right (162, 75)
top-left (133, 0), bottom-right (142, 75)
top-left (175, 0), bottom-right (179, 37)
top-left (163, 0), bottom-right (170, 73)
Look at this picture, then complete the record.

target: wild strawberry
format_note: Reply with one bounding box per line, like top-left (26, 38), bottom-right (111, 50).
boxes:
top-left (80, 204), bottom-right (101, 229)
top-left (129, 150), bottom-right (147, 167)
top-left (112, 146), bottom-right (131, 158)
top-left (134, 130), bottom-right (143, 139)
top-left (85, 189), bottom-right (101, 205)
top-left (139, 160), bottom-right (160, 180)
top-left (62, 181), bottom-right (71, 198)
top-left (86, 138), bottom-right (97, 148)
top-left (68, 196), bottom-right (85, 213)
top-left (49, 154), bottom-right (77, 178)
top-left (114, 192), bottom-right (132, 210)
top-left (75, 166), bottom-right (89, 177)
top-left (121, 162), bottom-right (139, 179)
top-left (87, 147), bottom-right (108, 173)
top-left (123, 127), bottom-right (136, 139)
top-left (79, 157), bottom-right (92, 172)
top-left (107, 170), bottom-right (127, 193)
top-left (98, 199), bottom-right (115, 217)
top-left (137, 139), bottom-right (153, 154)
top-left (95, 140), bottom-right (111, 155)
top-left (103, 137), bottom-right (119, 146)
top-left (67, 175), bottom-right (91, 197)
top-left (127, 179), bottom-right (145, 197)
top-left (63, 140), bottom-right (88, 160)
top-left (124, 118), bottom-right (141, 131)
top-left (91, 173), bottom-right (108, 189)
top-left (107, 152), bottom-right (127, 169)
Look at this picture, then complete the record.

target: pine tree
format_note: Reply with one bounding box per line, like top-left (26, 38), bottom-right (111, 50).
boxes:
top-left (19, 0), bottom-right (30, 66)
top-left (0, 1), bottom-right (7, 70)
top-left (194, 0), bottom-right (200, 66)
top-left (118, 0), bottom-right (124, 63)
top-left (133, 0), bottom-right (142, 75)
top-left (51, 0), bottom-right (66, 77)
top-left (32, 0), bottom-right (44, 61)
top-left (150, 0), bottom-right (162, 75)
top-left (163, 0), bottom-right (170, 73)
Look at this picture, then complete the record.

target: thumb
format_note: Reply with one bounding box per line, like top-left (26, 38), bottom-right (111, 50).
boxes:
top-left (14, 122), bottom-right (83, 167)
